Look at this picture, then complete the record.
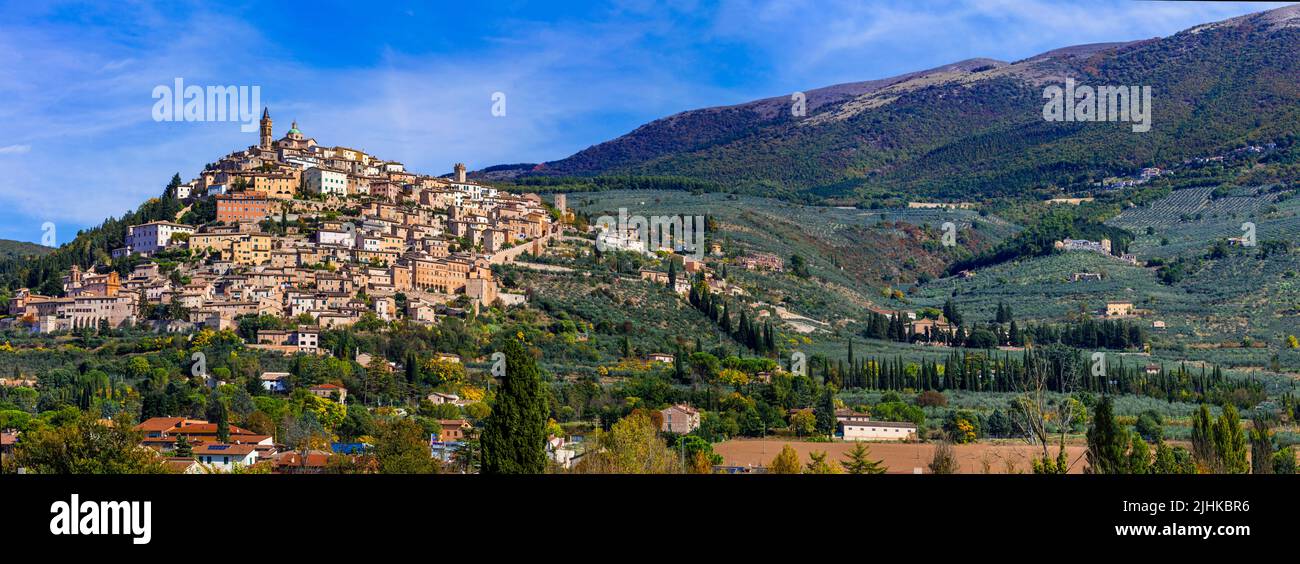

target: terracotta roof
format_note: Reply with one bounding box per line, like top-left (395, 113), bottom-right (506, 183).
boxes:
top-left (275, 451), bottom-right (332, 468)
top-left (662, 404), bottom-right (698, 415)
top-left (135, 417), bottom-right (190, 432)
top-left (135, 415), bottom-right (208, 434)
top-left (172, 423), bottom-right (256, 436)
top-left (163, 457), bottom-right (199, 471)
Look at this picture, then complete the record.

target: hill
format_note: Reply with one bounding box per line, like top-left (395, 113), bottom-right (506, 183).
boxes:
top-left (506, 5), bottom-right (1300, 204)
top-left (0, 239), bottom-right (55, 261)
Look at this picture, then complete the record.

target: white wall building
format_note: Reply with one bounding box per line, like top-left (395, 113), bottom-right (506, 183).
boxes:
top-left (126, 221), bottom-right (196, 256)
top-left (194, 444), bottom-right (258, 471)
top-left (842, 421), bottom-right (918, 441)
top-left (316, 229), bottom-right (354, 248)
top-left (304, 167), bottom-right (348, 197)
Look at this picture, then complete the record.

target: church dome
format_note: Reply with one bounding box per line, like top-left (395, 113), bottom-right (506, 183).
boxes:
top-left (287, 121), bottom-right (301, 135)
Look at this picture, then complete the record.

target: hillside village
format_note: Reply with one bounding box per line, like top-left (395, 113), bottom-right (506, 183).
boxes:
top-left (4, 5), bottom-right (1300, 480)
top-left (4, 109), bottom-right (558, 336)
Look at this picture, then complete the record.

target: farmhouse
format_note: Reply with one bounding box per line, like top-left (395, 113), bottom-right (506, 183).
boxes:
top-left (646, 352), bottom-right (675, 364)
top-left (194, 443), bottom-right (259, 471)
top-left (309, 383), bottom-right (348, 404)
top-left (438, 419), bottom-right (472, 442)
top-left (736, 252), bottom-right (783, 271)
top-left (660, 404), bottom-right (700, 434)
top-left (1106, 301), bottom-right (1134, 317)
top-left (259, 372), bottom-right (290, 393)
top-left (841, 420), bottom-right (918, 441)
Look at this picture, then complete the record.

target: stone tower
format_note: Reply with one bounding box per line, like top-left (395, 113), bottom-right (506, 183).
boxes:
top-left (454, 163), bottom-right (467, 183)
top-left (259, 107), bottom-right (273, 150)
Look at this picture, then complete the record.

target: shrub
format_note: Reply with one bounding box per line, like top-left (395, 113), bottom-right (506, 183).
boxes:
top-left (915, 390), bottom-right (948, 408)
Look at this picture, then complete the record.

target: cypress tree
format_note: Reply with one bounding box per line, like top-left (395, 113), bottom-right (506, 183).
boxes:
top-left (1085, 396), bottom-right (1126, 474)
top-left (1215, 404), bottom-right (1248, 474)
top-left (1191, 404), bottom-right (1216, 472)
top-left (480, 339), bottom-right (548, 474)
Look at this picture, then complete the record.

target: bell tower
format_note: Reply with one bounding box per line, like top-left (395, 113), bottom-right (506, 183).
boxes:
top-left (259, 107), bottom-right (273, 150)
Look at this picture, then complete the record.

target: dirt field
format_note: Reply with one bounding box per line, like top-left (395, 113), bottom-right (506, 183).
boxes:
top-left (715, 439), bottom-right (1089, 474)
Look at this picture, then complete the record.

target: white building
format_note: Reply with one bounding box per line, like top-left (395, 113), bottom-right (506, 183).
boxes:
top-left (841, 420), bottom-right (918, 441)
top-left (304, 167), bottom-right (348, 197)
top-left (259, 372), bottom-right (289, 393)
top-left (193, 443), bottom-right (258, 471)
top-left (126, 221), bottom-right (195, 256)
top-left (316, 229), bottom-right (354, 248)
top-left (451, 181), bottom-right (497, 201)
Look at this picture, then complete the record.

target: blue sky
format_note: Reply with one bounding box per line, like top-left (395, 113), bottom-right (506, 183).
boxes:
top-left (0, 0), bottom-right (1289, 244)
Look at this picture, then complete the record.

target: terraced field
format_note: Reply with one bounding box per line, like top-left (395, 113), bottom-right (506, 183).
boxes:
top-left (1114, 186), bottom-right (1300, 261)
top-left (571, 190), bottom-right (1019, 295)
top-left (910, 252), bottom-right (1170, 321)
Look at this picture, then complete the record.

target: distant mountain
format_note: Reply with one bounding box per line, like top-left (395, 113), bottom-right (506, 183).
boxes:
top-left (504, 5), bottom-right (1300, 202)
top-left (0, 239), bottom-right (54, 261)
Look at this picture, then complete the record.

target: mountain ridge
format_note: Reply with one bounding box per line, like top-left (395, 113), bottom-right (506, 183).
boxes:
top-left (485, 5), bottom-right (1300, 204)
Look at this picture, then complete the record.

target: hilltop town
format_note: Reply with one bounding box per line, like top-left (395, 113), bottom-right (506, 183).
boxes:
top-left (5, 109), bottom-right (559, 336)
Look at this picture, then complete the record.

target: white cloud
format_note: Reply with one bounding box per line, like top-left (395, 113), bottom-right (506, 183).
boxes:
top-left (710, 0), bottom-right (1293, 87)
top-left (0, 7), bottom-right (733, 228)
top-left (0, 0), bottom-right (1290, 232)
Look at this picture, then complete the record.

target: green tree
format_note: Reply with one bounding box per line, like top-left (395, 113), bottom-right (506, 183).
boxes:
top-left (338, 405), bottom-right (377, 442)
top-left (1272, 446), bottom-right (1297, 474)
top-left (1151, 440), bottom-right (1197, 474)
top-left (480, 339), bottom-right (548, 474)
top-left (814, 387), bottom-right (836, 436)
top-left (789, 410), bottom-right (816, 436)
top-left (15, 414), bottom-right (167, 474)
top-left (174, 435), bottom-right (193, 458)
top-left (1085, 396), bottom-right (1127, 474)
top-left (574, 413), bottom-right (681, 474)
top-left (1249, 419), bottom-right (1274, 475)
top-left (841, 442), bottom-right (886, 474)
top-left (1213, 404), bottom-right (1248, 474)
top-left (1134, 410), bottom-right (1164, 442)
top-left (769, 444), bottom-right (801, 474)
top-left (805, 450), bottom-right (840, 474)
top-left (207, 392), bottom-right (230, 443)
top-left (1190, 404), bottom-right (1217, 472)
top-left (374, 418), bottom-right (440, 474)
top-left (1126, 436), bottom-right (1151, 475)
